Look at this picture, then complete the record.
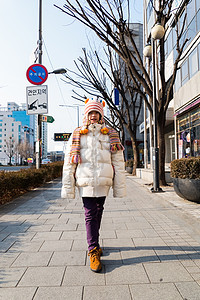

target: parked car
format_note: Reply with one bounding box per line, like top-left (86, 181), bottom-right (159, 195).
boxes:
top-left (41, 158), bottom-right (52, 164)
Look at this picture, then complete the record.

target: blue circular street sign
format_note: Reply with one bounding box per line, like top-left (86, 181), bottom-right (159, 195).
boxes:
top-left (26, 64), bottom-right (48, 85)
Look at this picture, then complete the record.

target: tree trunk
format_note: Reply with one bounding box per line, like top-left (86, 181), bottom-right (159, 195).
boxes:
top-left (131, 137), bottom-right (138, 176)
top-left (157, 115), bottom-right (167, 186)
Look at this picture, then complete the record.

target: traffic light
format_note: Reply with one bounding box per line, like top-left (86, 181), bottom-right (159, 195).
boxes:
top-left (54, 133), bottom-right (71, 141)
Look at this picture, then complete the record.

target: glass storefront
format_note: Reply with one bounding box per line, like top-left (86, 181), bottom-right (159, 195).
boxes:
top-left (177, 106), bottom-right (200, 158)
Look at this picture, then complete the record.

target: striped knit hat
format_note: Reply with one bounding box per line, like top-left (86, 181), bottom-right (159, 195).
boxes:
top-left (84, 97), bottom-right (105, 121)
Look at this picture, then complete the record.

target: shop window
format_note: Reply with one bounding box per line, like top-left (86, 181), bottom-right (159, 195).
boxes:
top-left (192, 125), bottom-right (200, 157)
top-left (181, 59), bottom-right (189, 85)
top-left (178, 114), bottom-right (190, 131)
top-left (191, 107), bottom-right (200, 127)
top-left (177, 107), bottom-right (200, 158)
top-left (189, 47), bottom-right (198, 78)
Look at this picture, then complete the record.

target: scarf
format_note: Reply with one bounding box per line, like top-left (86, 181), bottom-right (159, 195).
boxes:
top-left (69, 124), bottom-right (124, 164)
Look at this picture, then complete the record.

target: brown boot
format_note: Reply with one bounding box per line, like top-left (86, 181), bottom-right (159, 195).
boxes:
top-left (99, 247), bottom-right (103, 256)
top-left (88, 247), bottom-right (102, 272)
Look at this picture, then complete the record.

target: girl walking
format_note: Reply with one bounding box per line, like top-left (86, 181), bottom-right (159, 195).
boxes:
top-left (61, 97), bottom-right (126, 272)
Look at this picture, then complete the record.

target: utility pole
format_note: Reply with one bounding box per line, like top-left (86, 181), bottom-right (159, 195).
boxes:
top-left (36, 0), bottom-right (42, 169)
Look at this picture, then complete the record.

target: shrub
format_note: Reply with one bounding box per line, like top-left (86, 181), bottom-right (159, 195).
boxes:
top-left (0, 161), bottom-right (64, 205)
top-left (170, 157), bottom-right (200, 179)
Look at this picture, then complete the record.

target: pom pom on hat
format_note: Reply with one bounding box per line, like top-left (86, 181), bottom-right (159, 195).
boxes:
top-left (84, 97), bottom-right (105, 120)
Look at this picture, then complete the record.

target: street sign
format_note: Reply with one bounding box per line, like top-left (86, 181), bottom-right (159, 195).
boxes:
top-left (54, 133), bottom-right (71, 141)
top-left (114, 88), bottom-right (119, 105)
top-left (26, 64), bottom-right (48, 85)
top-left (40, 115), bottom-right (55, 123)
top-left (26, 85), bottom-right (48, 115)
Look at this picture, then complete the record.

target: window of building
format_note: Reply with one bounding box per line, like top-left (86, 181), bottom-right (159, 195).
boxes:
top-left (187, 0), bottom-right (196, 24)
top-left (0, 140), bottom-right (2, 143)
top-left (179, 10), bottom-right (186, 34)
top-left (187, 16), bottom-right (197, 41)
top-left (189, 47), bottom-right (198, 78)
top-left (0, 134), bottom-right (2, 137)
top-left (12, 129), bottom-right (14, 132)
top-left (0, 124), bottom-right (2, 126)
top-left (146, 0), bottom-right (153, 22)
top-left (198, 43), bottom-right (200, 69)
top-left (167, 29), bottom-right (173, 56)
top-left (175, 68), bottom-right (181, 92)
top-left (0, 129), bottom-right (2, 132)
top-left (181, 59), bottom-right (189, 85)
top-left (197, 0), bottom-right (200, 11)
top-left (12, 123), bottom-right (14, 126)
top-left (4, 129), bottom-right (6, 131)
top-left (197, 10), bottom-right (200, 32)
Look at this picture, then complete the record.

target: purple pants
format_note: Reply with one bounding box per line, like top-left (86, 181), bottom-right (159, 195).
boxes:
top-left (82, 197), bottom-right (106, 251)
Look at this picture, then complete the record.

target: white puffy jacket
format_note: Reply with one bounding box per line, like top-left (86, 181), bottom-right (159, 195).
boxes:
top-left (61, 123), bottom-right (126, 199)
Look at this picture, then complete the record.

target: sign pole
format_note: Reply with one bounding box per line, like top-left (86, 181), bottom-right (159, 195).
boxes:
top-left (36, 0), bottom-right (42, 169)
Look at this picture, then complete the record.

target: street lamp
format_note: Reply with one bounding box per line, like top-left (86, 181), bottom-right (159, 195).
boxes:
top-left (59, 104), bottom-right (84, 127)
top-left (35, 1), bottom-right (67, 169)
top-left (143, 23), bottom-right (165, 192)
top-left (48, 68), bottom-right (67, 75)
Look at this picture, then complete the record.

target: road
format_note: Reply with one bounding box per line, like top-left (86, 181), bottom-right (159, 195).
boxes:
top-left (0, 166), bottom-right (31, 172)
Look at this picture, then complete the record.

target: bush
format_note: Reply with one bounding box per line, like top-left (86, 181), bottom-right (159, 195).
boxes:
top-left (0, 161), bottom-right (64, 205)
top-left (170, 157), bottom-right (200, 179)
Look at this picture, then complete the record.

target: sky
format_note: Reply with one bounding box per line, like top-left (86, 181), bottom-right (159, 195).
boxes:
top-left (0, 0), bottom-right (143, 152)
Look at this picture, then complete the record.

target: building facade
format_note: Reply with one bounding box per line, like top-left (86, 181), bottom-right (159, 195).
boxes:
top-left (0, 102), bottom-right (37, 165)
top-left (143, 0), bottom-right (200, 164)
top-left (173, 0), bottom-right (200, 158)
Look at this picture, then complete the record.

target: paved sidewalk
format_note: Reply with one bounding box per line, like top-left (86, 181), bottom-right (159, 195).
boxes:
top-left (0, 176), bottom-right (200, 299)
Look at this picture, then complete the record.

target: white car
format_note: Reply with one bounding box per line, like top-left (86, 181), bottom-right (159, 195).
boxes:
top-left (41, 158), bottom-right (52, 164)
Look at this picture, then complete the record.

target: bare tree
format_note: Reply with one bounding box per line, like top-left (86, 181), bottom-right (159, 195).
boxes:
top-left (55, 0), bottom-right (189, 185)
top-left (17, 141), bottom-right (33, 165)
top-left (5, 137), bottom-right (16, 165)
top-left (62, 47), bottom-right (143, 174)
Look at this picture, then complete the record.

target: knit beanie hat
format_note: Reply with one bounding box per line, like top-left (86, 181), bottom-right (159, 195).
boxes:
top-left (84, 97), bottom-right (105, 122)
